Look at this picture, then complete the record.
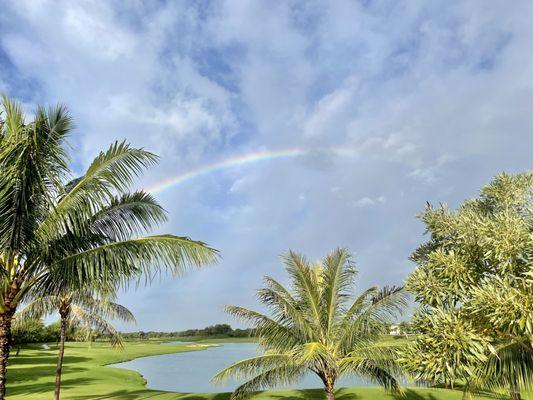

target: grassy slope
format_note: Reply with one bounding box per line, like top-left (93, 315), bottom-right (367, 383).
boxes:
top-left (6, 341), bottom-right (505, 400)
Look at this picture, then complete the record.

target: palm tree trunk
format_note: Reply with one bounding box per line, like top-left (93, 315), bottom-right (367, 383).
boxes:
top-left (0, 310), bottom-right (15, 400)
top-left (320, 374), bottom-right (335, 400)
top-left (510, 381), bottom-right (521, 400)
top-left (54, 312), bottom-right (68, 400)
top-left (324, 383), bottom-right (335, 400)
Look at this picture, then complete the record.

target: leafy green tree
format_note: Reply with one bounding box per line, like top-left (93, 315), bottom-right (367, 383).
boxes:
top-left (11, 319), bottom-right (52, 344)
top-left (404, 172), bottom-right (532, 399)
top-left (0, 96), bottom-right (219, 398)
top-left (468, 272), bottom-right (533, 399)
top-left (204, 324), bottom-right (233, 336)
top-left (43, 321), bottom-right (62, 343)
top-left (16, 290), bottom-right (134, 400)
top-left (214, 248), bottom-right (407, 400)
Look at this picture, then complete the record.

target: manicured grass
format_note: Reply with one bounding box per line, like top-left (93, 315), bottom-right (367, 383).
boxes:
top-left (5, 341), bottom-right (506, 400)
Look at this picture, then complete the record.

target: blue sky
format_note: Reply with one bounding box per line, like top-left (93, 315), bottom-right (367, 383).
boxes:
top-left (1, 1), bottom-right (532, 331)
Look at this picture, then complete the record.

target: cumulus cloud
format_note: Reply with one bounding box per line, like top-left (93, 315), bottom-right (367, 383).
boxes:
top-left (352, 196), bottom-right (386, 208)
top-left (1, 0), bottom-right (532, 330)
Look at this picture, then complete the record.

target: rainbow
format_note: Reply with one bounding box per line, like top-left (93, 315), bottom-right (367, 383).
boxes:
top-left (146, 147), bottom-right (359, 194)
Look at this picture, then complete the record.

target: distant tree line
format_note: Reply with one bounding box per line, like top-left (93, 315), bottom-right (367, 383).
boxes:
top-left (12, 318), bottom-right (125, 346)
top-left (122, 324), bottom-right (253, 340)
top-left (11, 320), bottom-right (254, 344)
top-left (12, 319), bottom-right (417, 344)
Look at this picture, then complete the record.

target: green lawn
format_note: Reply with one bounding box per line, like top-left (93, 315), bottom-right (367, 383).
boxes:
top-left (5, 341), bottom-right (510, 400)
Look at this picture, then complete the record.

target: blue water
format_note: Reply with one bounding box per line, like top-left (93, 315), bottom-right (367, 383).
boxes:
top-left (112, 342), bottom-right (370, 393)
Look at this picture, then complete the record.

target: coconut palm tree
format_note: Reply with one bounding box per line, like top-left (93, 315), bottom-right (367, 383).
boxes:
top-left (15, 290), bottom-right (135, 400)
top-left (0, 96), bottom-right (219, 398)
top-left (213, 248), bottom-right (407, 400)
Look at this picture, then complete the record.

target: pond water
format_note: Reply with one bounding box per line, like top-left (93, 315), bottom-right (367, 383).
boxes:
top-left (112, 342), bottom-right (371, 393)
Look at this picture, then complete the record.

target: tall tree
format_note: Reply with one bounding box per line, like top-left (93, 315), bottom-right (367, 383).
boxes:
top-left (0, 96), bottom-right (219, 398)
top-left (213, 248), bottom-right (407, 400)
top-left (403, 172), bottom-right (533, 399)
top-left (15, 290), bottom-right (134, 400)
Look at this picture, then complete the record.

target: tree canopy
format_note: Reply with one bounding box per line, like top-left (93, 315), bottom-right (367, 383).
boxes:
top-left (403, 172), bottom-right (533, 399)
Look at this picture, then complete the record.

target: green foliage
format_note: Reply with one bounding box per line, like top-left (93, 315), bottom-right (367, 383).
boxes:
top-left (0, 95), bottom-right (219, 398)
top-left (467, 274), bottom-right (533, 338)
top-left (16, 290), bottom-right (135, 348)
top-left (404, 172), bottom-right (533, 394)
top-left (121, 324), bottom-right (253, 340)
top-left (214, 248), bottom-right (407, 400)
top-left (0, 95), bottom-right (219, 311)
top-left (177, 324), bottom-right (253, 338)
top-left (11, 320), bottom-right (58, 345)
top-left (400, 309), bottom-right (494, 386)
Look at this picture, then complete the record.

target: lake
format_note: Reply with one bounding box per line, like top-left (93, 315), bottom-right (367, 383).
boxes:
top-left (112, 342), bottom-right (371, 393)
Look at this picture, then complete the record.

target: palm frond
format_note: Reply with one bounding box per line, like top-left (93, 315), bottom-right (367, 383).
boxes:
top-left (353, 286), bottom-right (408, 333)
top-left (13, 295), bottom-right (61, 328)
top-left (340, 340), bottom-right (404, 385)
top-left (282, 251), bottom-right (323, 333)
top-left (69, 304), bottom-right (125, 348)
top-left (291, 341), bottom-right (336, 368)
top-left (230, 365), bottom-right (305, 400)
top-left (321, 248), bottom-right (357, 334)
top-left (45, 235), bottom-right (219, 290)
top-left (37, 141), bottom-right (158, 242)
top-left (258, 278), bottom-right (316, 342)
top-left (212, 353), bottom-right (291, 384)
top-left (0, 97), bottom-right (71, 253)
top-left (478, 341), bottom-right (533, 392)
top-left (89, 191), bottom-right (167, 241)
top-left (225, 306), bottom-right (299, 350)
top-left (92, 300), bottom-right (136, 324)
top-left (346, 359), bottom-right (402, 392)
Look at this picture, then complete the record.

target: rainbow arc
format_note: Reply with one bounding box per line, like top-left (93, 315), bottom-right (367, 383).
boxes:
top-left (146, 147), bottom-right (359, 194)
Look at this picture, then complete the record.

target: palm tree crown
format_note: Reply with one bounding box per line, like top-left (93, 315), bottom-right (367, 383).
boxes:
top-left (15, 290), bottom-right (135, 347)
top-left (214, 248), bottom-right (407, 400)
top-left (0, 95), bottom-right (219, 398)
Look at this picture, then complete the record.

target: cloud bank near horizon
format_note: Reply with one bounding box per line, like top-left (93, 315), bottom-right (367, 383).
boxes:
top-left (0, 0), bottom-right (532, 330)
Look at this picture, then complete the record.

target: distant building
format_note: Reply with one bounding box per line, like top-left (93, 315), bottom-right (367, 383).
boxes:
top-left (389, 324), bottom-right (401, 335)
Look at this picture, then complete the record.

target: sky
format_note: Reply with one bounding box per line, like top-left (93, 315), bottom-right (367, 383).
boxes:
top-left (0, 0), bottom-right (532, 331)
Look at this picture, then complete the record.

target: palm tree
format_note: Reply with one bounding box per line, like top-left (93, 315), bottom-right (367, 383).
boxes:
top-left (0, 96), bottom-right (219, 398)
top-left (480, 342), bottom-right (532, 400)
top-left (15, 290), bottom-right (135, 400)
top-left (213, 248), bottom-right (407, 400)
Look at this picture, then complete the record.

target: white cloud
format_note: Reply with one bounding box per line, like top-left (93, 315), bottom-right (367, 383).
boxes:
top-left (352, 197), bottom-right (375, 208)
top-left (1, 0), bottom-right (532, 330)
top-left (352, 195), bottom-right (386, 208)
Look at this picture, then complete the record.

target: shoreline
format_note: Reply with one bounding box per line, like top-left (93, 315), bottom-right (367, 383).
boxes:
top-left (7, 341), bottom-right (502, 400)
top-left (107, 340), bottom-right (221, 392)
